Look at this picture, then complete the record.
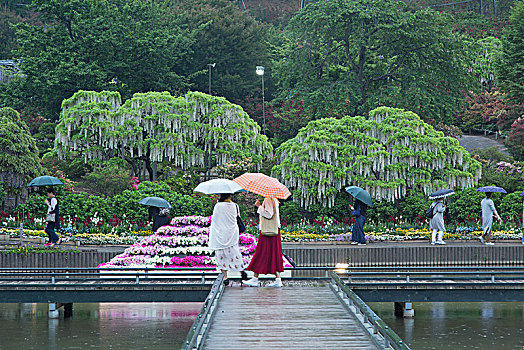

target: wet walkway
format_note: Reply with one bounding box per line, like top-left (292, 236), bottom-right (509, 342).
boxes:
top-left (203, 286), bottom-right (377, 349)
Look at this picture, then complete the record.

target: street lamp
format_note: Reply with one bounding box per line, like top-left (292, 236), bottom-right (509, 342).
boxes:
top-left (207, 63), bottom-right (216, 95)
top-left (256, 66), bottom-right (265, 134)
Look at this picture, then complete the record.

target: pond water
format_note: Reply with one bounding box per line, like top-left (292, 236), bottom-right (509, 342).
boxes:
top-left (0, 302), bottom-right (201, 350)
top-left (369, 302), bottom-right (524, 350)
top-left (1, 301), bottom-right (523, 349)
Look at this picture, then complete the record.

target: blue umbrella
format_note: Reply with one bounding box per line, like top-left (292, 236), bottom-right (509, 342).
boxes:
top-left (429, 189), bottom-right (455, 200)
top-left (520, 190), bottom-right (524, 196)
top-left (27, 176), bottom-right (63, 187)
top-left (345, 186), bottom-right (373, 207)
top-left (138, 197), bottom-right (172, 209)
top-left (476, 186), bottom-right (507, 194)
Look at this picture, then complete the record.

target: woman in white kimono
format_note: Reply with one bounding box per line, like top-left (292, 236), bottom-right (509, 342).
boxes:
top-left (481, 192), bottom-right (501, 246)
top-left (429, 198), bottom-right (447, 245)
top-left (209, 193), bottom-right (245, 286)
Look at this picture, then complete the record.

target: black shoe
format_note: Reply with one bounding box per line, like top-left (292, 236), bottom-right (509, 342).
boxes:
top-left (224, 279), bottom-right (230, 286)
top-left (241, 271), bottom-right (248, 281)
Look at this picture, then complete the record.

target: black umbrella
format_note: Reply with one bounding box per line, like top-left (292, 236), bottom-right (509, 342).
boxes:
top-left (429, 189), bottom-right (455, 200)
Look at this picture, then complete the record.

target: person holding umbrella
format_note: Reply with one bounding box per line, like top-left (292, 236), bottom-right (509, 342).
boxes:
top-left (233, 173), bottom-right (290, 288)
top-left (138, 197), bottom-right (172, 232)
top-left (427, 189), bottom-right (455, 245)
top-left (208, 193), bottom-right (245, 286)
top-left (345, 186), bottom-right (373, 245)
top-left (429, 198), bottom-right (447, 245)
top-left (243, 196), bottom-right (284, 287)
top-left (44, 188), bottom-right (61, 246)
top-left (477, 186), bottom-right (504, 246)
top-left (27, 177), bottom-right (64, 247)
top-left (194, 179), bottom-right (246, 286)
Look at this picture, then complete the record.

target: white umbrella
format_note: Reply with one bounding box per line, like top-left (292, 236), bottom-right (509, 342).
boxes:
top-left (194, 179), bottom-right (243, 195)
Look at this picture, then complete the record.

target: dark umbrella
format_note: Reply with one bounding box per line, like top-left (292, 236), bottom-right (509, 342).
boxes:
top-left (429, 189), bottom-right (455, 200)
top-left (27, 176), bottom-right (63, 187)
top-left (138, 197), bottom-right (172, 209)
top-left (345, 186), bottom-right (373, 207)
top-left (476, 186), bottom-right (507, 194)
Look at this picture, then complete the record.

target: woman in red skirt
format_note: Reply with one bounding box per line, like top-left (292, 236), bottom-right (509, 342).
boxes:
top-left (244, 197), bottom-right (284, 288)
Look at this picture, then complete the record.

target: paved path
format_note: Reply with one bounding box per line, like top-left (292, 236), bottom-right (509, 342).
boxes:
top-left (458, 135), bottom-right (510, 155)
top-left (203, 286), bottom-right (377, 349)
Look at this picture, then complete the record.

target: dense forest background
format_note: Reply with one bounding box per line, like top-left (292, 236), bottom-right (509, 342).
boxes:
top-left (0, 0), bottom-right (523, 220)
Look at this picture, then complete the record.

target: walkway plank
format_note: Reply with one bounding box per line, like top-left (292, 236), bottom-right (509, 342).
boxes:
top-left (203, 286), bottom-right (377, 349)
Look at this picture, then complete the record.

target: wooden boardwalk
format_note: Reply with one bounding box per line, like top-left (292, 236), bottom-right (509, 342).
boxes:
top-left (203, 286), bottom-right (378, 349)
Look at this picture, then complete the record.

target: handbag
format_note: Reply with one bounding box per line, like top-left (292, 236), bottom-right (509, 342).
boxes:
top-left (236, 205), bottom-right (246, 233)
top-left (46, 213), bottom-right (56, 223)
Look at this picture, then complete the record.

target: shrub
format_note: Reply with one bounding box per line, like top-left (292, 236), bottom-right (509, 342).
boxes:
top-left (82, 159), bottom-right (132, 197)
top-left (499, 191), bottom-right (523, 225)
top-left (447, 187), bottom-right (486, 224)
top-left (111, 181), bottom-right (212, 223)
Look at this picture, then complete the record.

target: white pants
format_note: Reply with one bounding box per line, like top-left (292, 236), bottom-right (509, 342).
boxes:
top-left (432, 230), bottom-right (443, 242)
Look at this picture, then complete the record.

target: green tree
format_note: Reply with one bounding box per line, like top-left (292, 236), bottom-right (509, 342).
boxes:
top-left (55, 90), bottom-right (272, 180)
top-left (273, 107), bottom-right (482, 209)
top-left (12, 0), bottom-right (193, 119)
top-left (172, 0), bottom-right (271, 103)
top-left (82, 158), bottom-right (132, 197)
top-left (498, 0), bottom-right (524, 104)
top-left (275, 0), bottom-right (476, 123)
top-left (0, 9), bottom-right (21, 59)
top-left (0, 107), bottom-right (43, 198)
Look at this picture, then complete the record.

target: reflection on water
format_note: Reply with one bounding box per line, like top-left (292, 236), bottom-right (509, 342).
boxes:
top-left (369, 302), bottom-right (524, 350)
top-left (0, 302), bottom-right (201, 350)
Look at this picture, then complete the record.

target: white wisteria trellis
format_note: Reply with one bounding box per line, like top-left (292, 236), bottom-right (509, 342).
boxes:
top-left (273, 107), bottom-right (482, 208)
top-left (55, 90), bottom-right (272, 180)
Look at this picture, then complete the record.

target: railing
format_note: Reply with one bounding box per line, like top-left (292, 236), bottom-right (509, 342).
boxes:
top-left (0, 267), bottom-right (219, 285)
top-left (330, 271), bottom-right (411, 350)
top-left (181, 273), bottom-right (225, 350)
top-left (340, 266), bottom-right (524, 285)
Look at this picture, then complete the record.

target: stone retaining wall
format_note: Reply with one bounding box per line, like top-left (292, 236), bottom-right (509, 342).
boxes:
top-left (0, 245), bottom-right (522, 268)
top-left (0, 252), bottom-right (118, 268)
top-left (283, 245), bottom-right (524, 267)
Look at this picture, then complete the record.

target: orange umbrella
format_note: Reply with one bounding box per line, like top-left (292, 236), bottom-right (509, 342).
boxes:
top-left (233, 173), bottom-right (291, 199)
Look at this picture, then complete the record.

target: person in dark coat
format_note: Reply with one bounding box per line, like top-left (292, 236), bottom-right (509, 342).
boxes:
top-left (349, 199), bottom-right (368, 245)
top-left (148, 206), bottom-right (160, 222)
top-left (152, 208), bottom-right (170, 232)
top-left (44, 188), bottom-right (61, 246)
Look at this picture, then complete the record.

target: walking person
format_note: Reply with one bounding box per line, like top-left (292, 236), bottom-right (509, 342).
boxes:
top-left (481, 192), bottom-right (501, 246)
top-left (209, 193), bottom-right (245, 286)
top-left (244, 197), bottom-right (284, 288)
top-left (429, 198), bottom-right (447, 245)
top-left (44, 188), bottom-right (61, 246)
top-left (349, 199), bottom-right (368, 245)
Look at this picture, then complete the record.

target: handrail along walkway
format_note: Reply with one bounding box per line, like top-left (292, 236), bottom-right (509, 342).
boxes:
top-left (330, 271), bottom-right (411, 350)
top-left (181, 274), bottom-right (225, 350)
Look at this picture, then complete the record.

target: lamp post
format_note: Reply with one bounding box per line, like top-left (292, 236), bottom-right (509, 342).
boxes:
top-left (207, 63), bottom-right (216, 95)
top-left (256, 66), bottom-right (265, 134)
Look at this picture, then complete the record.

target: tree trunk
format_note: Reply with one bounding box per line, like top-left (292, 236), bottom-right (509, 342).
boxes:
top-left (152, 161), bottom-right (158, 181)
top-left (145, 159), bottom-right (154, 181)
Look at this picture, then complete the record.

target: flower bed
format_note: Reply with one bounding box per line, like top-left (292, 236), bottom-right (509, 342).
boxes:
top-left (280, 227), bottom-right (523, 242)
top-left (99, 215), bottom-right (292, 269)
